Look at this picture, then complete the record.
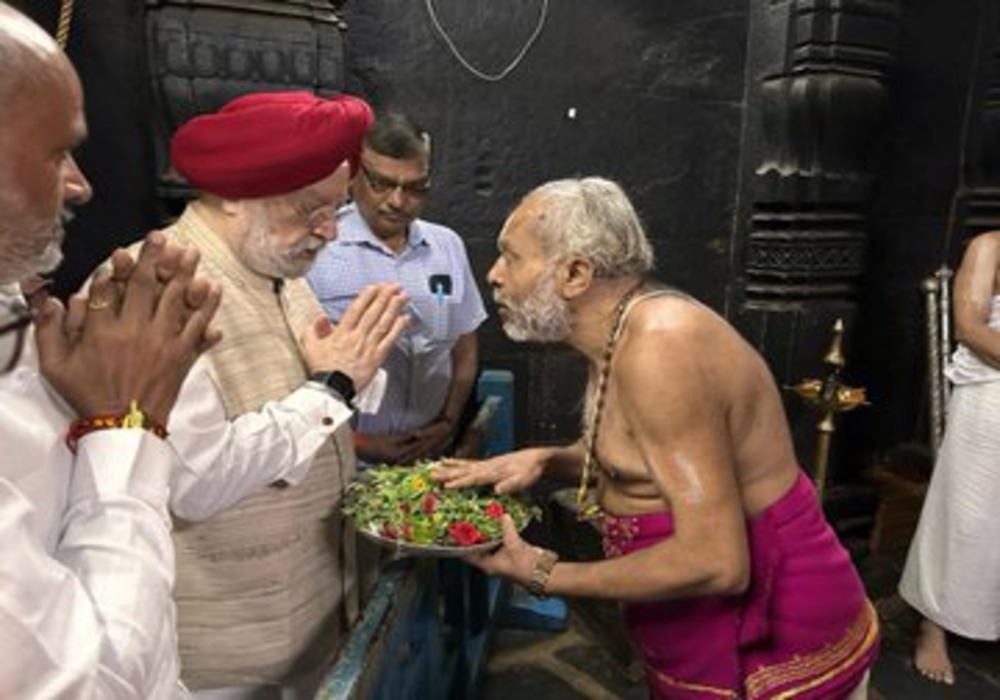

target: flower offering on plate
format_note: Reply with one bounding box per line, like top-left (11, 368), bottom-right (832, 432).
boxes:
top-left (342, 461), bottom-right (541, 557)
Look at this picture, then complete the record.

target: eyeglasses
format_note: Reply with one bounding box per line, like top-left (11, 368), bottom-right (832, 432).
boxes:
top-left (302, 206), bottom-right (338, 238)
top-left (267, 201), bottom-right (340, 239)
top-left (359, 164), bottom-right (431, 199)
top-left (0, 298), bottom-right (32, 375)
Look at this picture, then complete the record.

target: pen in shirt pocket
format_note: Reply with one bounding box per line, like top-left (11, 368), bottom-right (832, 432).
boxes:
top-left (405, 301), bottom-right (426, 327)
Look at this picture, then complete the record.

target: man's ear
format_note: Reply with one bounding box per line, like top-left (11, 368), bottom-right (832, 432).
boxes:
top-left (560, 257), bottom-right (595, 300)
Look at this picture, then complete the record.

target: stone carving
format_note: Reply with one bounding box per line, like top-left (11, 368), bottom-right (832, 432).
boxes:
top-left (741, 0), bottom-right (899, 303)
top-left (145, 0), bottom-right (346, 197)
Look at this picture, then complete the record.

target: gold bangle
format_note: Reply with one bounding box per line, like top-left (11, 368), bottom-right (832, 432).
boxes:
top-left (527, 547), bottom-right (559, 598)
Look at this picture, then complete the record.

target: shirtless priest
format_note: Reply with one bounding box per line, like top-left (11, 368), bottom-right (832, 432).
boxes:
top-left (435, 177), bottom-right (880, 700)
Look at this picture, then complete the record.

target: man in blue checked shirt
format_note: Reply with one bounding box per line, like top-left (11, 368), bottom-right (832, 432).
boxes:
top-left (308, 111), bottom-right (487, 466)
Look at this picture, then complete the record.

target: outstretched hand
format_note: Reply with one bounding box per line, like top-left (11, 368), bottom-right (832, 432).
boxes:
top-left (34, 231), bottom-right (222, 425)
top-left (433, 450), bottom-right (544, 495)
top-left (300, 283), bottom-right (410, 390)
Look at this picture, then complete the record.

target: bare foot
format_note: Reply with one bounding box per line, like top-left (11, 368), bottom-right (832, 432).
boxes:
top-left (913, 617), bottom-right (955, 685)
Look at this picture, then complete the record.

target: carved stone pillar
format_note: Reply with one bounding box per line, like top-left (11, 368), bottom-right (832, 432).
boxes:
top-left (732, 0), bottom-right (900, 479)
top-left (145, 0), bottom-right (347, 201)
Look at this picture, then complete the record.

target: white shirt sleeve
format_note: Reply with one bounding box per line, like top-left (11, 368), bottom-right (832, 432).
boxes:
top-left (0, 430), bottom-right (186, 699)
top-left (167, 359), bottom-right (358, 522)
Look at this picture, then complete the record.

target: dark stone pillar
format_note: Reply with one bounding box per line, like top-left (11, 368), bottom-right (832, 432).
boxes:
top-left (731, 0), bottom-right (900, 481)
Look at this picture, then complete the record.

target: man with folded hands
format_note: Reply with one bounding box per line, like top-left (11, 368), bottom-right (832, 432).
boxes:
top-left (137, 92), bottom-right (410, 699)
top-left (0, 4), bottom-right (220, 697)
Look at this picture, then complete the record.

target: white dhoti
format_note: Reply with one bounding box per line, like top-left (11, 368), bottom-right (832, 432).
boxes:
top-left (899, 327), bottom-right (1000, 640)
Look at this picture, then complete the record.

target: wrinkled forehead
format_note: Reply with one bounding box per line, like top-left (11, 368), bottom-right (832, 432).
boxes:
top-left (0, 53), bottom-right (85, 165)
top-left (499, 196), bottom-right (549, 252)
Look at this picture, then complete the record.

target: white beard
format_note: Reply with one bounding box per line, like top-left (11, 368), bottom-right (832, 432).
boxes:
top-left (240, 205), bottom-right (323, 280)
top-left (0, 209), bottom-right (67, 286)
top-left (496, 270), bottom-right (571, 343)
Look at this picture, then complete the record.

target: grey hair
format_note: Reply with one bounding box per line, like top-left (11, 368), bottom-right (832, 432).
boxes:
top-left (526, 177), bottom-right (655, 278)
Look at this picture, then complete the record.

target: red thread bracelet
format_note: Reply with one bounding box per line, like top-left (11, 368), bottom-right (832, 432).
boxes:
top-left (66, 402), bottom-right (168, 453)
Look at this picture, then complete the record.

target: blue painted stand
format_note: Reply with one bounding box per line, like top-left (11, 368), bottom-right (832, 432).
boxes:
top-left (498, 585), bottom-right (569, 632)
top-left (476, 369), bottom-right (569, 635)
top-left (315, 560), bottom-right (445, 700)
top-left (475, 369), bottom-right (515, 458)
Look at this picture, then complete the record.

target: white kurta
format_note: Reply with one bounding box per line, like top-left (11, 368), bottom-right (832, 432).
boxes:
top-left (0, 337), bottom-right (185, 699)
top-left (166, 361), bottom-right (358, 521)
top-left (0, 315), bottom-right (373, 696)
top-left (899, 295), bottom-right (1000, 640)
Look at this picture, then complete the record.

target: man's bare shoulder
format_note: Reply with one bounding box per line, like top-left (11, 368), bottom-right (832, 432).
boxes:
top-left (621, 294), bottom-right (782, 418)
top-left (954, 232), bottom-right (1000, 302)
top-left (626, 294), bottom-right (740, 360)
top-left (616, 292), bottom-right (798, 508)
top-left (961, 230), bottom-right (1000, 267)
top-left (963, 231), bottom-right (1000, 261)
top-left (972, 230), bottom-right (1000, 245)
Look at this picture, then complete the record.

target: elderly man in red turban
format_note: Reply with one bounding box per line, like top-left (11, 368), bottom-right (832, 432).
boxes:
top-left (116, 91), bottom-right (411, 698)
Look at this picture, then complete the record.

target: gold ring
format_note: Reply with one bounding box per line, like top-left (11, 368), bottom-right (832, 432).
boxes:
top-left (87, 297), bottom-right (112, 311)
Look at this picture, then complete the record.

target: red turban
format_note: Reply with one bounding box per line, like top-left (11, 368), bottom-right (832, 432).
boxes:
top-left (170, 91), bottom-right (373, 199)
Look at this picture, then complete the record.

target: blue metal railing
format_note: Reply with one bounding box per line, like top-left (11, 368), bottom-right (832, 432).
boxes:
top-left (316, 371), bottom-right (518, 700)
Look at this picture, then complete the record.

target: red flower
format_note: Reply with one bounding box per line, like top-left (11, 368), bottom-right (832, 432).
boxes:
top-left (449, 521), bottom-right (487, 546)
top-left (421, 493), bottom-right (439, 514)
top-left (484, 501), bottom-right (506, 519)
top-left (380, 524), bottom-right (398, 540)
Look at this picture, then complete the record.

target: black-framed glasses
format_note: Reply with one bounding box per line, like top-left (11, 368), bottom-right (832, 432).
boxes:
top-left (0, 298), bottom-right (32, 374)
top-left (359, 164), bottom-right (431, 199)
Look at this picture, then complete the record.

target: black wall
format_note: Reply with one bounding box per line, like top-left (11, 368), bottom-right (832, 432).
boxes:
top-left (15, 0), bottom-right (1000, 484)
top-left (16, 0), bottom-right (159, 299)
top-left (343, 0), bottom-right (748, 447)
top-left (851, 0), bottom-right (999, 466)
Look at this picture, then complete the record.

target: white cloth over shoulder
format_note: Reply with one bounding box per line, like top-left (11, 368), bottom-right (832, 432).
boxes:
top-left (899, 295), bottom-right (1000, 640)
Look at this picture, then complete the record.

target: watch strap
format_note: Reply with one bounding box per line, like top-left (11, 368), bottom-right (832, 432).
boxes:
top-left (310, 370), bottom-right (356, 404)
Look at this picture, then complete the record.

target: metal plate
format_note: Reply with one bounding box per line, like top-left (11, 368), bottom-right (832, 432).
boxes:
top-left (355, 525), bottom-right (501, 558)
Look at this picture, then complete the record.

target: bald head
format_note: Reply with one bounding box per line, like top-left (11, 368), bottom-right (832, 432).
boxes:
top-left (0, 3), bottom-right (90, 286)
top-left (0, 4), bottom-right (65, 108)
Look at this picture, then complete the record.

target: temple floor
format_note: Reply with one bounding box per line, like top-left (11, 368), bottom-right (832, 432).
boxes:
top-left (478, 545), bottom-right (1000, 699)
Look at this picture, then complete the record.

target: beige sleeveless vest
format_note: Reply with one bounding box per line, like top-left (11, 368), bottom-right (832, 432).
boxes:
top-left (156, 206), bottom-right (359, 688)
